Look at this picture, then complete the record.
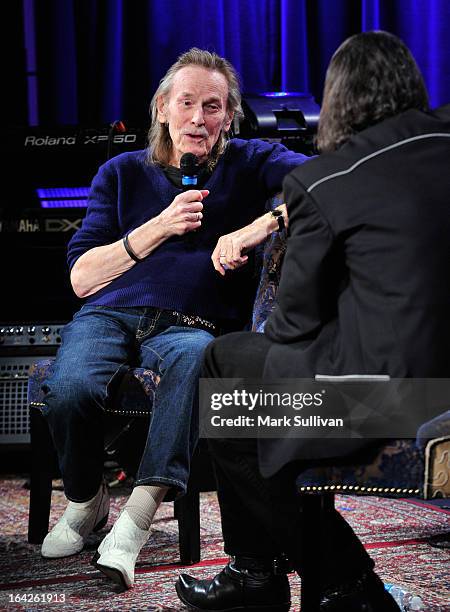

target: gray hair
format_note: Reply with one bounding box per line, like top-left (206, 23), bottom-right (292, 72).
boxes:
top-left (147, 48), bottom-right (243, 168)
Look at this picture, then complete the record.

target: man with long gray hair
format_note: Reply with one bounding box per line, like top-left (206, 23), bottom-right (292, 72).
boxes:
top-left (38, 47), bottom-right (309, 588)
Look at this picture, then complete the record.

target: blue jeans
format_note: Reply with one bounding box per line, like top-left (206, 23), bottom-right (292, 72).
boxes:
top-left (41, 304), bottom-right (214, 502)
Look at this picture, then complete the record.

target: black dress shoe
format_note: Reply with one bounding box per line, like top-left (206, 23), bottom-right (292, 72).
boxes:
top-left (175, 560), bottom-right (291, 611)
top-left (319, 571), bottom-right (400, 611)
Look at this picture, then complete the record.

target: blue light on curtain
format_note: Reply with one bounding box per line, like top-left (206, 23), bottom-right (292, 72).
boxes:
top-left (53, 0), bottom-right (78, 124)
top-left (393, 0), bottom-right (449, 111)
top-left (360, 0), bottom-right (450, 110)
top-left (280, 0), bottom-right (309, 92)
top-left (23, 0), bottom-right (39, 125)
top-left (362, 0), bottom-right (381, 30)
top-left (103, 0), bottom-right (124, 122)
top-left (32, 0), bottom-right (450, 126)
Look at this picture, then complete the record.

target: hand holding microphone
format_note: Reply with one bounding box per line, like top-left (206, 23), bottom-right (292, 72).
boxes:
top-left (157, 189), bottom-right (208, 237)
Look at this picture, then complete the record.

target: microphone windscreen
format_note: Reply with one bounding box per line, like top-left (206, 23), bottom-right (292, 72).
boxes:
top-left (180, 153), bottom-right (199, 175)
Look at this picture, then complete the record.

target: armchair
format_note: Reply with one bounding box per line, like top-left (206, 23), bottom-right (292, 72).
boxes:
top-left (27, 359), bottom-right (216, 565)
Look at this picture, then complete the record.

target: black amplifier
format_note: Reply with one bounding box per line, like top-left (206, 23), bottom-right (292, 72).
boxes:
top-left (4, 123), bottom-right (148, 215)
top-left (0, 323), bottom-right (64, 348)
top-left (0, 322), bottom-right (66, 447)
top-left (2, 124), bottom-right (146, 323)
top-left (238, 92), bottom-right (320, 155)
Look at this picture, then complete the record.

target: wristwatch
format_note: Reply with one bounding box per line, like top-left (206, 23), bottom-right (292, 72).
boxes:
top-left (270, 209), bottom-right (285, 232)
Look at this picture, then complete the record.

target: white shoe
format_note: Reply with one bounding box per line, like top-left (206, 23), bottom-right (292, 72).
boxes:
top-left (93, 511), bottom-right (150, 589)
top-left (41, 482), bottom-right (110, 558)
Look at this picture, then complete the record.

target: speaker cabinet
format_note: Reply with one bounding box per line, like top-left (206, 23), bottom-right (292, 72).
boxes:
top-left (0, 323), bottom-right (64, 446)
top-left (0, 356), bottom-right (39, 444)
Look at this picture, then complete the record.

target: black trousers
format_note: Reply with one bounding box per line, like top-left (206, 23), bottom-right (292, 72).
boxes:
top-left (203, 331), bottom-right (373, 584)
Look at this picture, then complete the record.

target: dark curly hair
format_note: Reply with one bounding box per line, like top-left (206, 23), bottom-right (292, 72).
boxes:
top-left (316, 31), bottom-right (429, 153)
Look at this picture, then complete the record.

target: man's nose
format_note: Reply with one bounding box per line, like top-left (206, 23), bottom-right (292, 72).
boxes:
top-left (191, 106), bottom-right (205, 126)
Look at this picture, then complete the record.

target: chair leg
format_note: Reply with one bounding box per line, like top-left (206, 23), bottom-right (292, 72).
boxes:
top-left (28, 407), bottom-right (58, 544)
top-left (175, 488), bottom-right (201, 565)
top-left (300, 493), bottom-right (335, 612)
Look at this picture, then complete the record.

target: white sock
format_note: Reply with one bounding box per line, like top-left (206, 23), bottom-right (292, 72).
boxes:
top-left (123, 485), bottom-right (169, 531)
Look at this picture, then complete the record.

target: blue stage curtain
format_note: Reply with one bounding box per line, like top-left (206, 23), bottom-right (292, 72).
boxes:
top-left (31, 0), bottom-right (450, 125)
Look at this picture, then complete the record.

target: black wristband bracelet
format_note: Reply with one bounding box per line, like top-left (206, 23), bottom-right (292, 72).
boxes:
top-left (270, 209), bottom-right (285, 232)
top-left (123, 232), bottom-right (143, 263)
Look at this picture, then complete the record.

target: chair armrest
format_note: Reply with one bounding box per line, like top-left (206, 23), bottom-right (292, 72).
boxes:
top-left (27, 359), bottom-right (160, 417)
top-left (423, 436), bottom-right (450, 499)
top-left (28, 359), bottom-right (56, 406)
top-left (296, 439), bottom-right (424, 497)
top-left (106, 368), bottom-right (159, 416)
top-left (296, 435), bottom-right (450, 500)
top-left (252, 231), bottom-right (287, 332)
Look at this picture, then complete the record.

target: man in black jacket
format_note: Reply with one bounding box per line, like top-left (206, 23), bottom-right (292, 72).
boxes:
top-left (175, 32), bottom-right (450, 611)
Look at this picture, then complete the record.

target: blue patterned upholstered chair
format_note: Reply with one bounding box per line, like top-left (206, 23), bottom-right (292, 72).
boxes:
top-left (252, 229), bottom-right (450, 610)
top-left (27, 360), bottom-right (215, 564)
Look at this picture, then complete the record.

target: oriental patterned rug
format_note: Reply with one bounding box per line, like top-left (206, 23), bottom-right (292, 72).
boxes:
top-left (0, 477), bottom-right (449, 611)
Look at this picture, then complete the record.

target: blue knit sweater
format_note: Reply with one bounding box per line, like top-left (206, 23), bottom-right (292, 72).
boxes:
top-left (68, 138), bottom-right (308, 326)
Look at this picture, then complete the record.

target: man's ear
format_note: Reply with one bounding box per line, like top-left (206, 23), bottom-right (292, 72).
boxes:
top-left (223, 111), bottom-right (234, 133)
top-left (156, 96), bottom-right (167, 123)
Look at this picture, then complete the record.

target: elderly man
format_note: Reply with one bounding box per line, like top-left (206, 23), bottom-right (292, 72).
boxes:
top-left (39, 47), bottom-right (308, 589)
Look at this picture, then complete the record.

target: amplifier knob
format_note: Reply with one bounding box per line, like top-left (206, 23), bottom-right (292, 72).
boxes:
top-left (8, 327), bottom-right (15, 335)
top-left (27, 326), bottom-right (36, 335)
top-left (42, 327), bottom-right (51, 335)
top-left (15, 327), bottom-right (24, 335)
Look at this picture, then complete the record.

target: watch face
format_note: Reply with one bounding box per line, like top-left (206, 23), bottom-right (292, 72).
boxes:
top-left (271, 209), bottom-right (284, 232)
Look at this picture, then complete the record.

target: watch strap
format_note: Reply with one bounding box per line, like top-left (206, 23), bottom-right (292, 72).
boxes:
top-left (270, 209), bottom-right (285, 232)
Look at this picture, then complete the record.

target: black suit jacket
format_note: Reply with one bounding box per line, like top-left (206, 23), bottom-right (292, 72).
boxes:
top-left (259, 105), bottom-right (450, 475)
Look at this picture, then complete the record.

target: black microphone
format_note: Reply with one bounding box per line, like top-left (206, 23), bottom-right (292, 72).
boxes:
top-left (180, 153), bottom-right (201, 249)
top-left (180, 153), bottom-right (199, 189)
